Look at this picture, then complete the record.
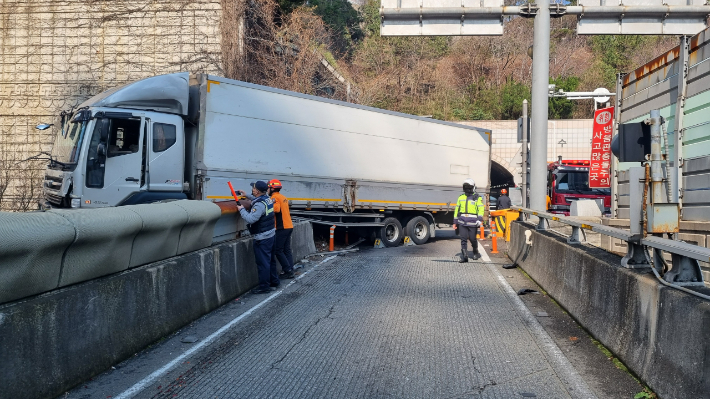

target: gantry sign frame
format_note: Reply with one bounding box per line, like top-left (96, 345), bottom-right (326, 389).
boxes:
top-left (380, 0), bottom-right (710, 213)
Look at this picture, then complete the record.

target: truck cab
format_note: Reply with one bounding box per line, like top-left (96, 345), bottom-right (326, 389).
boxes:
top-left (547, 159), bottom-right (611, 215)
top-left (42, 73), bottom-right (191, 209)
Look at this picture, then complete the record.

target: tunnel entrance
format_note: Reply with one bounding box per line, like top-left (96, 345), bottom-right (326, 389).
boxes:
top-left (490, 161), bottom-right (515, 193)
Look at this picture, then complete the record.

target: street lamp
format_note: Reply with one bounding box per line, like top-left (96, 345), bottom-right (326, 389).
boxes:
top-left (548, 86), bottom-right (615, 110)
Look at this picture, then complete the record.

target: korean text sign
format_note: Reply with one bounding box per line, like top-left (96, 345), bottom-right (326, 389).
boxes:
top-left (590, 107), bottom-right (614, 188)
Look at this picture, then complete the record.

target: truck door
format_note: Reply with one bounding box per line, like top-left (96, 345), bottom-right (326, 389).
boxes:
top-left (146, 114), bottom-right (184, 192)
top-left (83, 114), bottom-right (145, 207)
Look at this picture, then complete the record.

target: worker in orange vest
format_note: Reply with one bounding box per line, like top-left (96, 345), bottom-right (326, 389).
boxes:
top-left (268, 179), bottom-right (295, 279)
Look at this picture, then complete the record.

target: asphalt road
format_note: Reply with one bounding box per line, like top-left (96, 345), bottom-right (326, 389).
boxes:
top-left (64, 229), bottom-right (643, 399)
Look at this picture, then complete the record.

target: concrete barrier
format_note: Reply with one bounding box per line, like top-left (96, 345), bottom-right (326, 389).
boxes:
top-left (50, 207), bottom-right (143, 287)
top-left (289, 219), bottom-right (317, 269)
top-left (127, 203), bottom-right (188, 267)
top-left (509, 221), bottom-right (710, 399)
top-left (570, 199), bottom-right (602, 217)
top-left (0, 212), bottom-right (75, 304)
top-left (172, 200), bottom-right (222, 254)
top-left (0, 220), bottom-right (315, 399)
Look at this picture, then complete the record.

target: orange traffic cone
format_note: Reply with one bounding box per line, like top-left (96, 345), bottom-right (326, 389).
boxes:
top-left (491, 221), bottom-right (499, 254)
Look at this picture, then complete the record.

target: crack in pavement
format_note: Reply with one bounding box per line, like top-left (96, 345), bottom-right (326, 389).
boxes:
top-left (445, 366), bottom-right (552, 399)
top-left (269, 296), bottom-right (344, 371)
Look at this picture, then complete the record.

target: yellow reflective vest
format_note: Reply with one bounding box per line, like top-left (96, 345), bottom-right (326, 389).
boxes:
top-left (454, 193), bottom-right (484, 226)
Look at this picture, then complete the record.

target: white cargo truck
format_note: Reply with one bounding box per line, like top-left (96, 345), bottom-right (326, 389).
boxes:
top-left (40, 73), bottom-right (491, 246)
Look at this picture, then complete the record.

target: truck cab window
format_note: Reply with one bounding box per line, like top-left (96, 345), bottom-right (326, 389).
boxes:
top-left (153, 123), bottom-right (176, 152)
top-left (108, 119), bottom-right (141, 157)
top-left (86, 120), bottom-right (106, 188)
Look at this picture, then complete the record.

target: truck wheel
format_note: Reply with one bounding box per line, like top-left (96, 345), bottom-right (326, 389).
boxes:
top-left (405, 216), bottom-right (431, 245)
top-left (379, 217), bottom-right (403, 247)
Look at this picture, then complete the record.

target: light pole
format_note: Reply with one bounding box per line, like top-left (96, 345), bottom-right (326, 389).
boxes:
top-left (529, 0), bottom-right (550, 214)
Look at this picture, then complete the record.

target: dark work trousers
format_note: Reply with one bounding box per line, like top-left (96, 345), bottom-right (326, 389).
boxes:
top-left (254, 236), bottom-right (278, 290)
top-left (458, 225), bottom-right (479, 254)
top-left (271, 228), bottom-right (294, 274)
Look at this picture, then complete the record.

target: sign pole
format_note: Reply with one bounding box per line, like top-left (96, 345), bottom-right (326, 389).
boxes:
top-left (673, 35), bottom-right (689, 206)
top-left (611, 73), bottom-right (623, 218)
top-left (530, 0), bottom-right (550, 213)
top-left (522, 99), bottom-right (529, 208)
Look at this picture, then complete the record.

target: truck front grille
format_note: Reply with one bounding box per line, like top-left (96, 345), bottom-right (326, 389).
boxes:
top-left (44, 189), bottom-right (64, 206)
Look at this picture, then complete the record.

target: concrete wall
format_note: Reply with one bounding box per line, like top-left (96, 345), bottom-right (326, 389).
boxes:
top-left (457, 119), bottom-right (593, 186)
top-left (509, 221), bottom-right (710, 399)
top-left (0, 220), bottom-right (315, 399)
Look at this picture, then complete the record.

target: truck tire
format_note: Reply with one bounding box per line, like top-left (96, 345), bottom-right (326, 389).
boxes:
top-left (405, 216), bottom-right (431, 245)
top-left (379, 217), bottom-right (403, 247)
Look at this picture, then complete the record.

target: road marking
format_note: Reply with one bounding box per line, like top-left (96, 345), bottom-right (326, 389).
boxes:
top-left (113, 255), bottom-right (338, 399)
top-left (478, 247), bottom-right (598, 399)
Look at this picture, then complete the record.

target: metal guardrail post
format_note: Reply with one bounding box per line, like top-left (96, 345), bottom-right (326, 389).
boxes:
top-left (567, 225), bottom-right (585, 245)
top-left (536, 217), bottom-right (547, 231)
top-left (621, 236), bottom-right (651, 269)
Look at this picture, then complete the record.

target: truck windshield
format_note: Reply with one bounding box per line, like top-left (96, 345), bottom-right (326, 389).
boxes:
top-left (51, 119), bottom-right (89, 167)
top-left (556, 171), bottom-right (610, 195)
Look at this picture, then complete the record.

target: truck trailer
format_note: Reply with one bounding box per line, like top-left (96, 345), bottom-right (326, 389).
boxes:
top-left (41, 73), bottom-right (492, 246)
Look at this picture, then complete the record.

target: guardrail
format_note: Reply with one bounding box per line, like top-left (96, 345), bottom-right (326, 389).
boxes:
top-left (511, 206), bottom-right (709, 289)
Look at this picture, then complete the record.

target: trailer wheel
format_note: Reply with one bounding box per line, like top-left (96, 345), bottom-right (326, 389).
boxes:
top-left (379, 217), bottom-right (403, 247)
top-left (405, 216), bottom-right (431, 245)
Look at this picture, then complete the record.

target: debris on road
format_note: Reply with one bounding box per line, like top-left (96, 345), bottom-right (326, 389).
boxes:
top-left (517, 288), bottom-right (538, 295)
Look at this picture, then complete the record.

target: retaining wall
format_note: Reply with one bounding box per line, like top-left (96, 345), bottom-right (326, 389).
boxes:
top-left (0, 221), bottom-right (316, 399)
top-left (509, 221), bottom-right (710, 399)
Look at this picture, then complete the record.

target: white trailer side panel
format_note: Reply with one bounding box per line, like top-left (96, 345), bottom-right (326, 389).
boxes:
top-left (197, 76), bottom-right (490, 193)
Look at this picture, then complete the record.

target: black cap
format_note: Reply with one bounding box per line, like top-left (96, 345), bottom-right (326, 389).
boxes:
top-left (250, 180), bottom-right (269, 192)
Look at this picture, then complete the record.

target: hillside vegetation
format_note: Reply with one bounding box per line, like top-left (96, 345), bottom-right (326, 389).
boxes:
top-left (237, 0), bottom-right (678, 120)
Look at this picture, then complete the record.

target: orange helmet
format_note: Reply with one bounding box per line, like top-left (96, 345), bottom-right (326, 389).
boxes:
top-left (501, 188), bottom-right (508, 194)
top-left (268, 179), bottom-right (282, 189)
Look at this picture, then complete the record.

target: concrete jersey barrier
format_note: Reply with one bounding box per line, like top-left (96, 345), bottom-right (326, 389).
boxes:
top-left (0, 220), bottom-right (315, 399)
top-left (50, 207), bottom-right (144, 287)
top-left (172, 200), bottom-right (222, 254)
top-left (508, 221), bottom-right (710, 399)
top-left (127, 202), bottom-right (189, 267)
top-left (0, 200), bottom-right (222, 305)
top-left (0, 212), bottom-right (75, 304)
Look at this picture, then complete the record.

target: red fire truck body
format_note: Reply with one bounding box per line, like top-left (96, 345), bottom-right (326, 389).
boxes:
top-left (547, 159), bottom-right (611, 215)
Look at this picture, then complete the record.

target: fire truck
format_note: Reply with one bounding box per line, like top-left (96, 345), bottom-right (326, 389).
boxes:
top-left (547, 158), bottom-right (611, 215)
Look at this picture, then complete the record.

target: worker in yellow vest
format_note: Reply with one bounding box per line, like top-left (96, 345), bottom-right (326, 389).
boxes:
top-left (453, 178), bottom-right (484, 263)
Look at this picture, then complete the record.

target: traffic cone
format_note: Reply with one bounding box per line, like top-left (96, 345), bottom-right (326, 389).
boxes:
top-left (478, 224), bottom-right (485, 240)
top-left (491, 221), bottom-right (499, 254)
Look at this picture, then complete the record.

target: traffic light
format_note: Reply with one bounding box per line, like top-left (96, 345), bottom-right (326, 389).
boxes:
top-left (611, 122), bottom-right (651, 162)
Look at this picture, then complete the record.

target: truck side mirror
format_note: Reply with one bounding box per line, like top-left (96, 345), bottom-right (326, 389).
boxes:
top-left (97, 143), bottom-right (107, 159)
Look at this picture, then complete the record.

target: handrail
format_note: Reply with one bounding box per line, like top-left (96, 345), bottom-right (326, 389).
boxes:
top-left (511, 206), bottom-right (708, 288)
top-left (511, 206), bottom-right (710, 262)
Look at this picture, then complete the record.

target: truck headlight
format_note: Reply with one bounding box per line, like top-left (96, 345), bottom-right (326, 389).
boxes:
top-left (71, 198), bottom-right (81, 208)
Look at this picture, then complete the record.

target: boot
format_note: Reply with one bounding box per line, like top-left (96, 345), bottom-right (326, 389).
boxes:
top-left (471, 252), bottom-right (482, 261)
top-left (459, 250), bottom-right (469, 263)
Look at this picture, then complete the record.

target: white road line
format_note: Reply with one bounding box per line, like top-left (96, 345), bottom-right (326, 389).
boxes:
top-left (478, 247), bottom-right (598, 399)
top-left (113, 255), bottom-right (338, 399)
